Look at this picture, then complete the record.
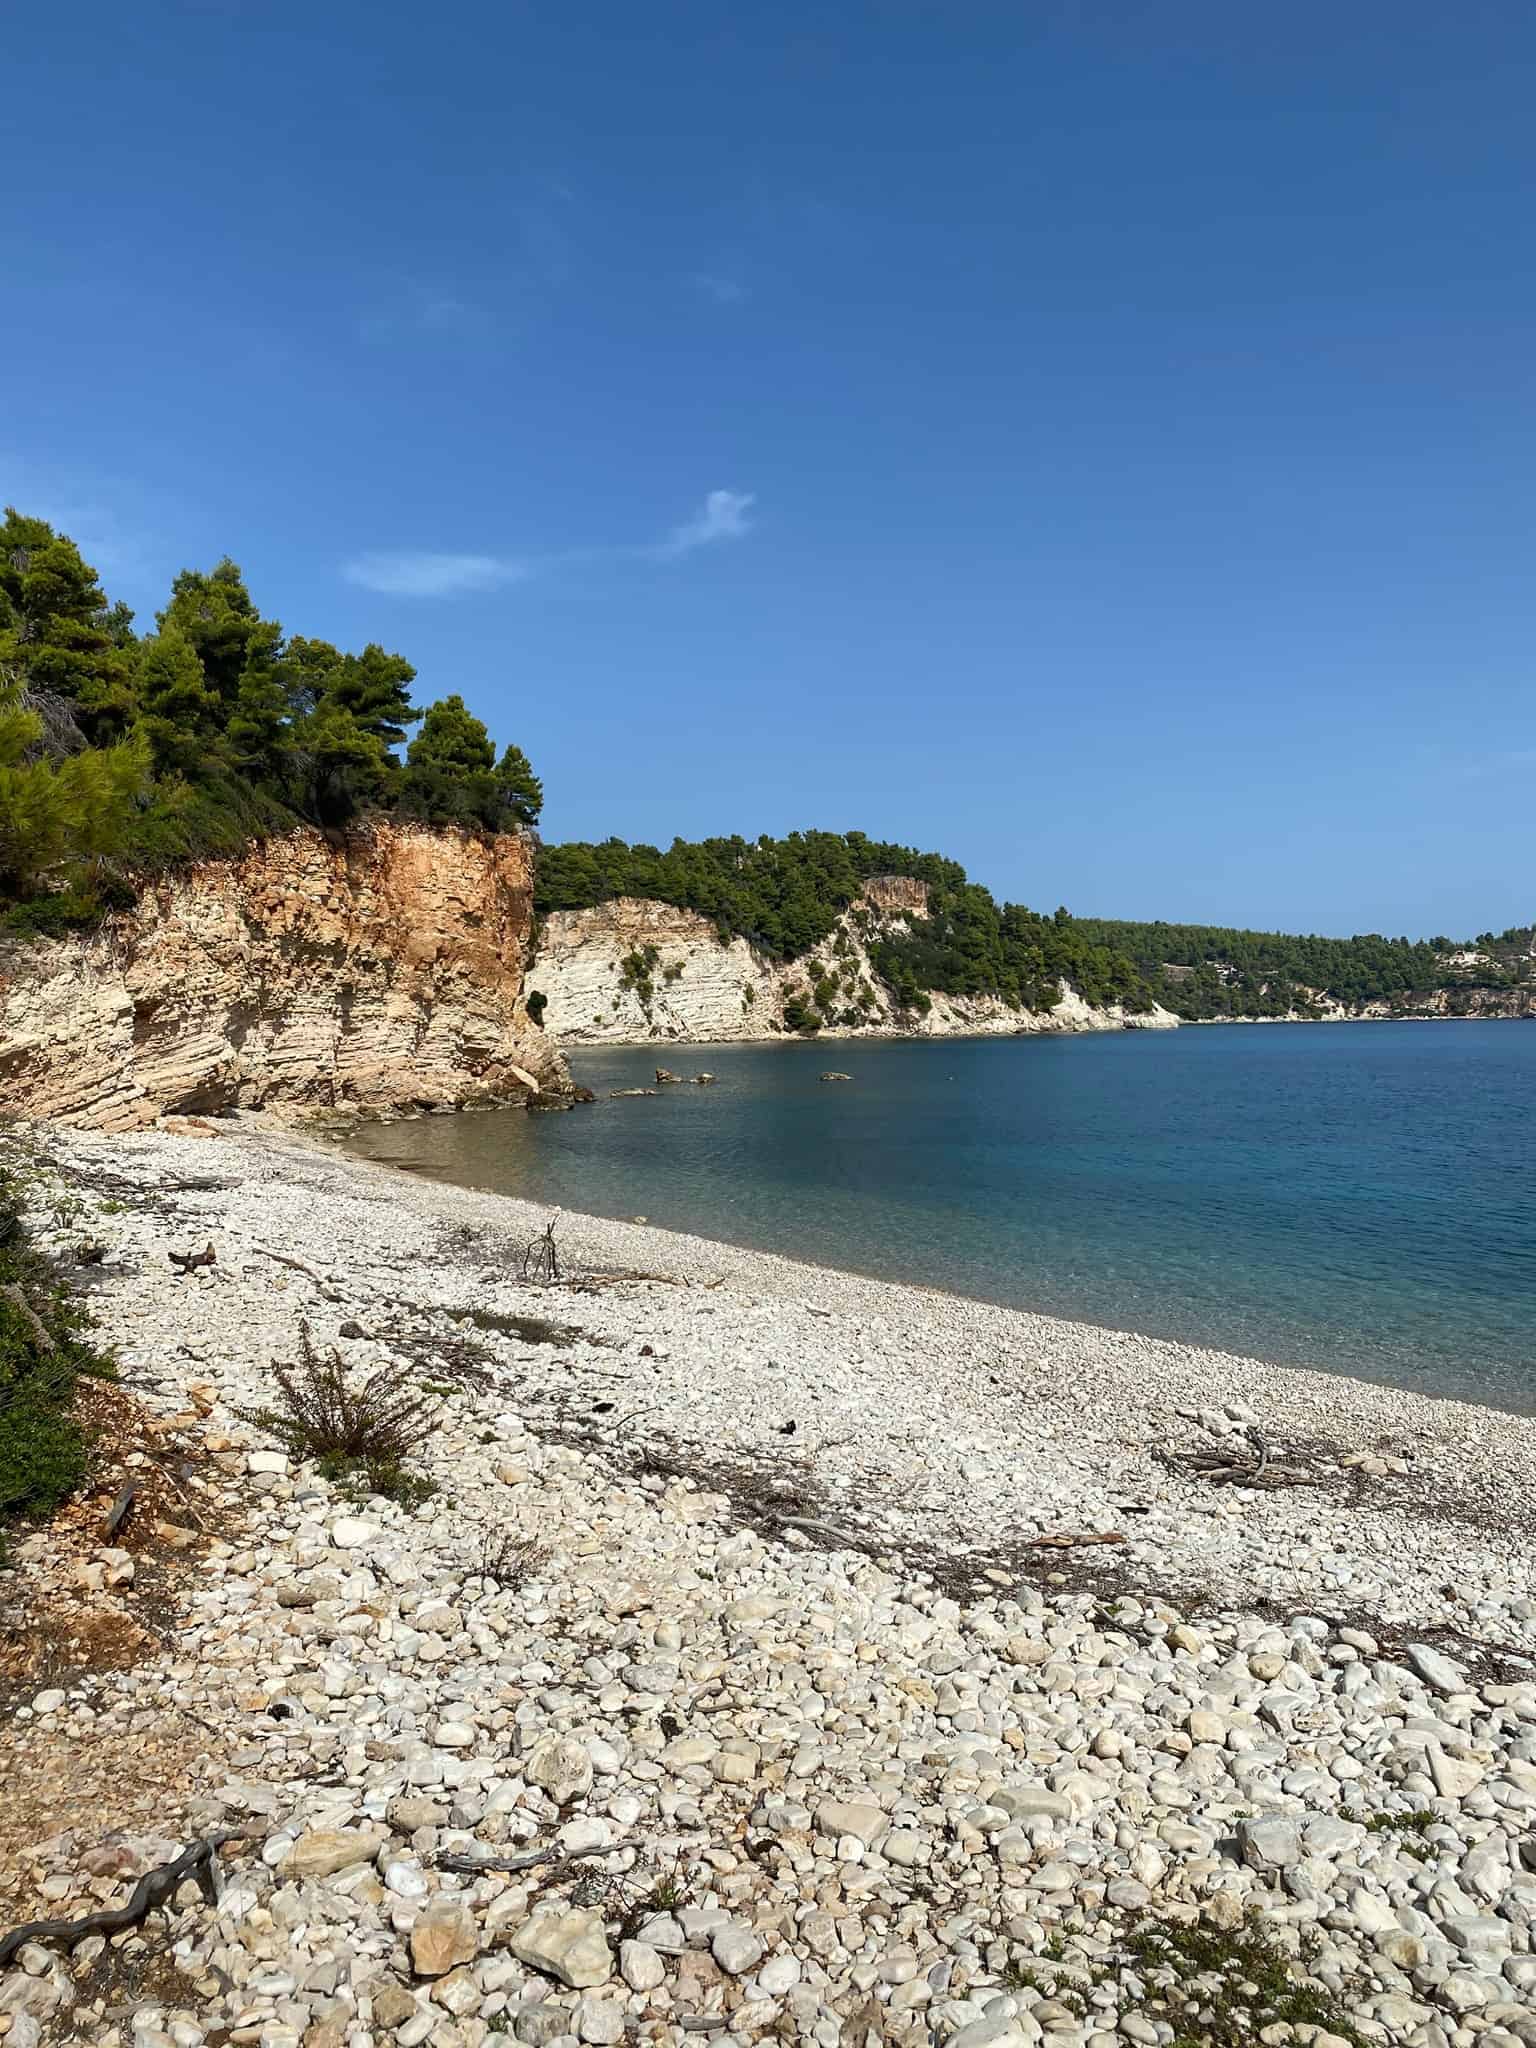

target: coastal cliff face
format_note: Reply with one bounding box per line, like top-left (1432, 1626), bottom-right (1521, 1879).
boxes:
top-left (532, 881), bottom-right (1178, 1045)
top-left (0, 823), bottom-right (569, 1131)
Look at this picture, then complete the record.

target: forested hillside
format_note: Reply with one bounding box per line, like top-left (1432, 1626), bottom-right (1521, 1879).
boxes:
top-left (537, 834), bottom-right (1155, 1015)
top-left (1073, 917), bottom-right (1536, 1018)
top-left (540, 838), bottom-right (1535, 1024)
top-left (8, 506), bottom-right (1526, 1029)
top-left (0, 508), bottom-right (541, 934)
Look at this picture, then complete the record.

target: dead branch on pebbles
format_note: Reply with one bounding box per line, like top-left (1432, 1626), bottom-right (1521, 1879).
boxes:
top-left (250, 1245), bottom-right (327, 1284)
top-left (521, 1213), bottom-right (562, 1284)
top-left (0, 1828), bottom-right (265, 1966)
top-left (1155, 1424), bottom-right (1315, 1490)
top-left (168, 1242), bottom-right (216, 1276)
top-left (433, 1844), bottom-right (610, 1881)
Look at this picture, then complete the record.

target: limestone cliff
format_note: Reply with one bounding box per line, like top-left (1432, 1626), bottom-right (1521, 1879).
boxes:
top-left (532, 880), bottom-right (1178, 1045)
top-left (0, 823), bottom-right (569, 1130)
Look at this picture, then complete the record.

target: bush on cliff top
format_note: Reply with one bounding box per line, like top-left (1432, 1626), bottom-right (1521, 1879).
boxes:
top-left (0, 507), bottom-right (543, 929)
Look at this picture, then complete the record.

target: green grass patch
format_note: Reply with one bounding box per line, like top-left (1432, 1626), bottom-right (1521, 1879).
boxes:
top-left (1121, 1913), bottom-right (1366, 2048)
top-left (1000, 1911), bottom-right (1367, 2048)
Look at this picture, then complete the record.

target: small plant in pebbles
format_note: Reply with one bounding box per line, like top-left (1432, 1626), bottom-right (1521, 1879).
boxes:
top-left (244, 1323), bottom-right (437, 1504)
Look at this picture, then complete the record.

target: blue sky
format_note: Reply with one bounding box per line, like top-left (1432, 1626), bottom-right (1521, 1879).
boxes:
top-left (6, 2), bottom-right (1534, 938)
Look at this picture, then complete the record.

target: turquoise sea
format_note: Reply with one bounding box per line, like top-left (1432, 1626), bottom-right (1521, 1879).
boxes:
top-left (345, 1022), bottom-right (1536, 1412)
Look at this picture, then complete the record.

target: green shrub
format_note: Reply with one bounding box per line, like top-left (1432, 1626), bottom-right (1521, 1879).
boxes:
top-left (0, 1158), bottom-right (116, 1544)
top-left (782, 992), bottom-right (820, 1034)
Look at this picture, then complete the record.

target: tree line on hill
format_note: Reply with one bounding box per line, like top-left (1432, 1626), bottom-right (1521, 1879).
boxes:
top-left (1070, 917), bottom-right (1535, 1018)
top-left (0, 507), bottom-right (541, 933)
top-left (538, 840), bottom-right (1532, 1026)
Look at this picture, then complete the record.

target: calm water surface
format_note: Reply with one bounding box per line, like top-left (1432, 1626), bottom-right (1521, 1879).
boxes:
top-left (345, 1024), bottom-right (1536, 1411)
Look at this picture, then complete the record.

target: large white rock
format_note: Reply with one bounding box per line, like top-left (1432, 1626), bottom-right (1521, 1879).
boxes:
top-left (526, 1733), bottom-right (595, 1805)
top-left (509, 1910), bottom-right (613, 1989)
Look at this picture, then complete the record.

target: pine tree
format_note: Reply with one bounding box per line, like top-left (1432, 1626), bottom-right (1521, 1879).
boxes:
top-left (399, 694), bottom-right (496, 826)
top-left (135, 630), bottom-right (224, 778)
top-left (408, 694), bottom-right (495, 777)
top-left (295, 700), bottom-right (393, 824)
top-left (323, 643), bottom-right (418, 748)
top-left (157, 558), bottom-right (275, 712)
top-left (0, 676), bottom-right (147, 902)
top-left (226, 666), bottom-right (296, 790)
top-left (0, 508), bottom-right (137, 744)
top-left (492, 742), bottom-right (542, 827)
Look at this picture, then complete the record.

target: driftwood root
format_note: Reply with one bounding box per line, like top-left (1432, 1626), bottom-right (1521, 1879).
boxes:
top-left (0, 1827), bottom-right (262, 1967)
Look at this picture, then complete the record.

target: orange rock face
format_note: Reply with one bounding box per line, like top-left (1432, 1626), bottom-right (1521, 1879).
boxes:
top-left (0, 823), bottom-right (569, 1130)
top-left (856, 875), bottom-right (931, 916)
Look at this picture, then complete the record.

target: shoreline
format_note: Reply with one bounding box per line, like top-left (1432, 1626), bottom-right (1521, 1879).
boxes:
top-left (6, 1114), bottom-right (1536, 2044)
top-left (343, 1120), bottom-right (1536, 1427)
top-left (41, 1114), bottom-right (1536, 1608)
top-left (552, 1011), bottom-right (1536, 1048)
top-left (544, 1011), bottom-right (1535, 1051)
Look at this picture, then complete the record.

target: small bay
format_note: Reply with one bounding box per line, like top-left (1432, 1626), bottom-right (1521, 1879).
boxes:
top-left (344, 1020), bottom-right (1536, 1412)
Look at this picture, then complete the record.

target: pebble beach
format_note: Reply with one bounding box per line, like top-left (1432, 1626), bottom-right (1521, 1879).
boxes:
top-left (3, 1118), bottom-right (1535, 2048)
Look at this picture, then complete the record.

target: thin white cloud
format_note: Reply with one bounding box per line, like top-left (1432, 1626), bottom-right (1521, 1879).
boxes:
top-left (342, 552), bottom-right (528, 597)
top-left (358, 287), bottom-right (490, 346)
top-left (690, 271), bottom-right (748, 305)
top-left (344, 489), bottom-right (756, 597)
top-left (652, 489), bottom-right (756, 560)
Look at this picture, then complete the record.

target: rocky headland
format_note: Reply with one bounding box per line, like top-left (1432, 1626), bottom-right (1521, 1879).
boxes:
top-left (0, 824), bottom-right (570, 1131)
top-left (530, 882), bottom-right (1177, 1047)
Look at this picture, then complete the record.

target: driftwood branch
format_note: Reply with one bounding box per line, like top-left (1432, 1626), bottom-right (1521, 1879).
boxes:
top-left (608, 1403), bottom-right (664, 1440)
top-left (771, 1512), bottom-right (869, 1550)
top-left (251, 1246), bottom-right (326, 1283)
top-left (169, 1242), bottom-right (216, 1276)
top-left (0, 1827), bottom-right (264, 1967)
top-left (1153, 1426), bottom-right (1309, 1491)
top-left (521, 1215), bottom-right (562, 1285)
top-left (101, 1482), bottom-right (137, 1540)
top-left (434, 1844), bottom-right (609, 1880)
top-left (144, 1452), bottom-right (209, 1529)
top-left (1, 1282), bottom-right (53, 1354)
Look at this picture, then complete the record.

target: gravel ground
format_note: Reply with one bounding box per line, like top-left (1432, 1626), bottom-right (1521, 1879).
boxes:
top-left (2, 1117), bottom-right (1534, 2048)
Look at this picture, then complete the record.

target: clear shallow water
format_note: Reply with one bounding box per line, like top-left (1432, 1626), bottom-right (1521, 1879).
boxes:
top-left (345, 1023), bottom-right (1536, 1412)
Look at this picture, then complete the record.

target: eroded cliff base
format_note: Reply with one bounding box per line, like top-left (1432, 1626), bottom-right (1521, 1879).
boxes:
top-left (0, 823), bottom-right (570, 1131)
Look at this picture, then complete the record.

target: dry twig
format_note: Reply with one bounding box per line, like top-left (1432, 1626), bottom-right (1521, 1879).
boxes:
top-left (251, 1246), bottom-right (325, 1284)
top-left (434, 1844), bottom-right (609, 1880)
